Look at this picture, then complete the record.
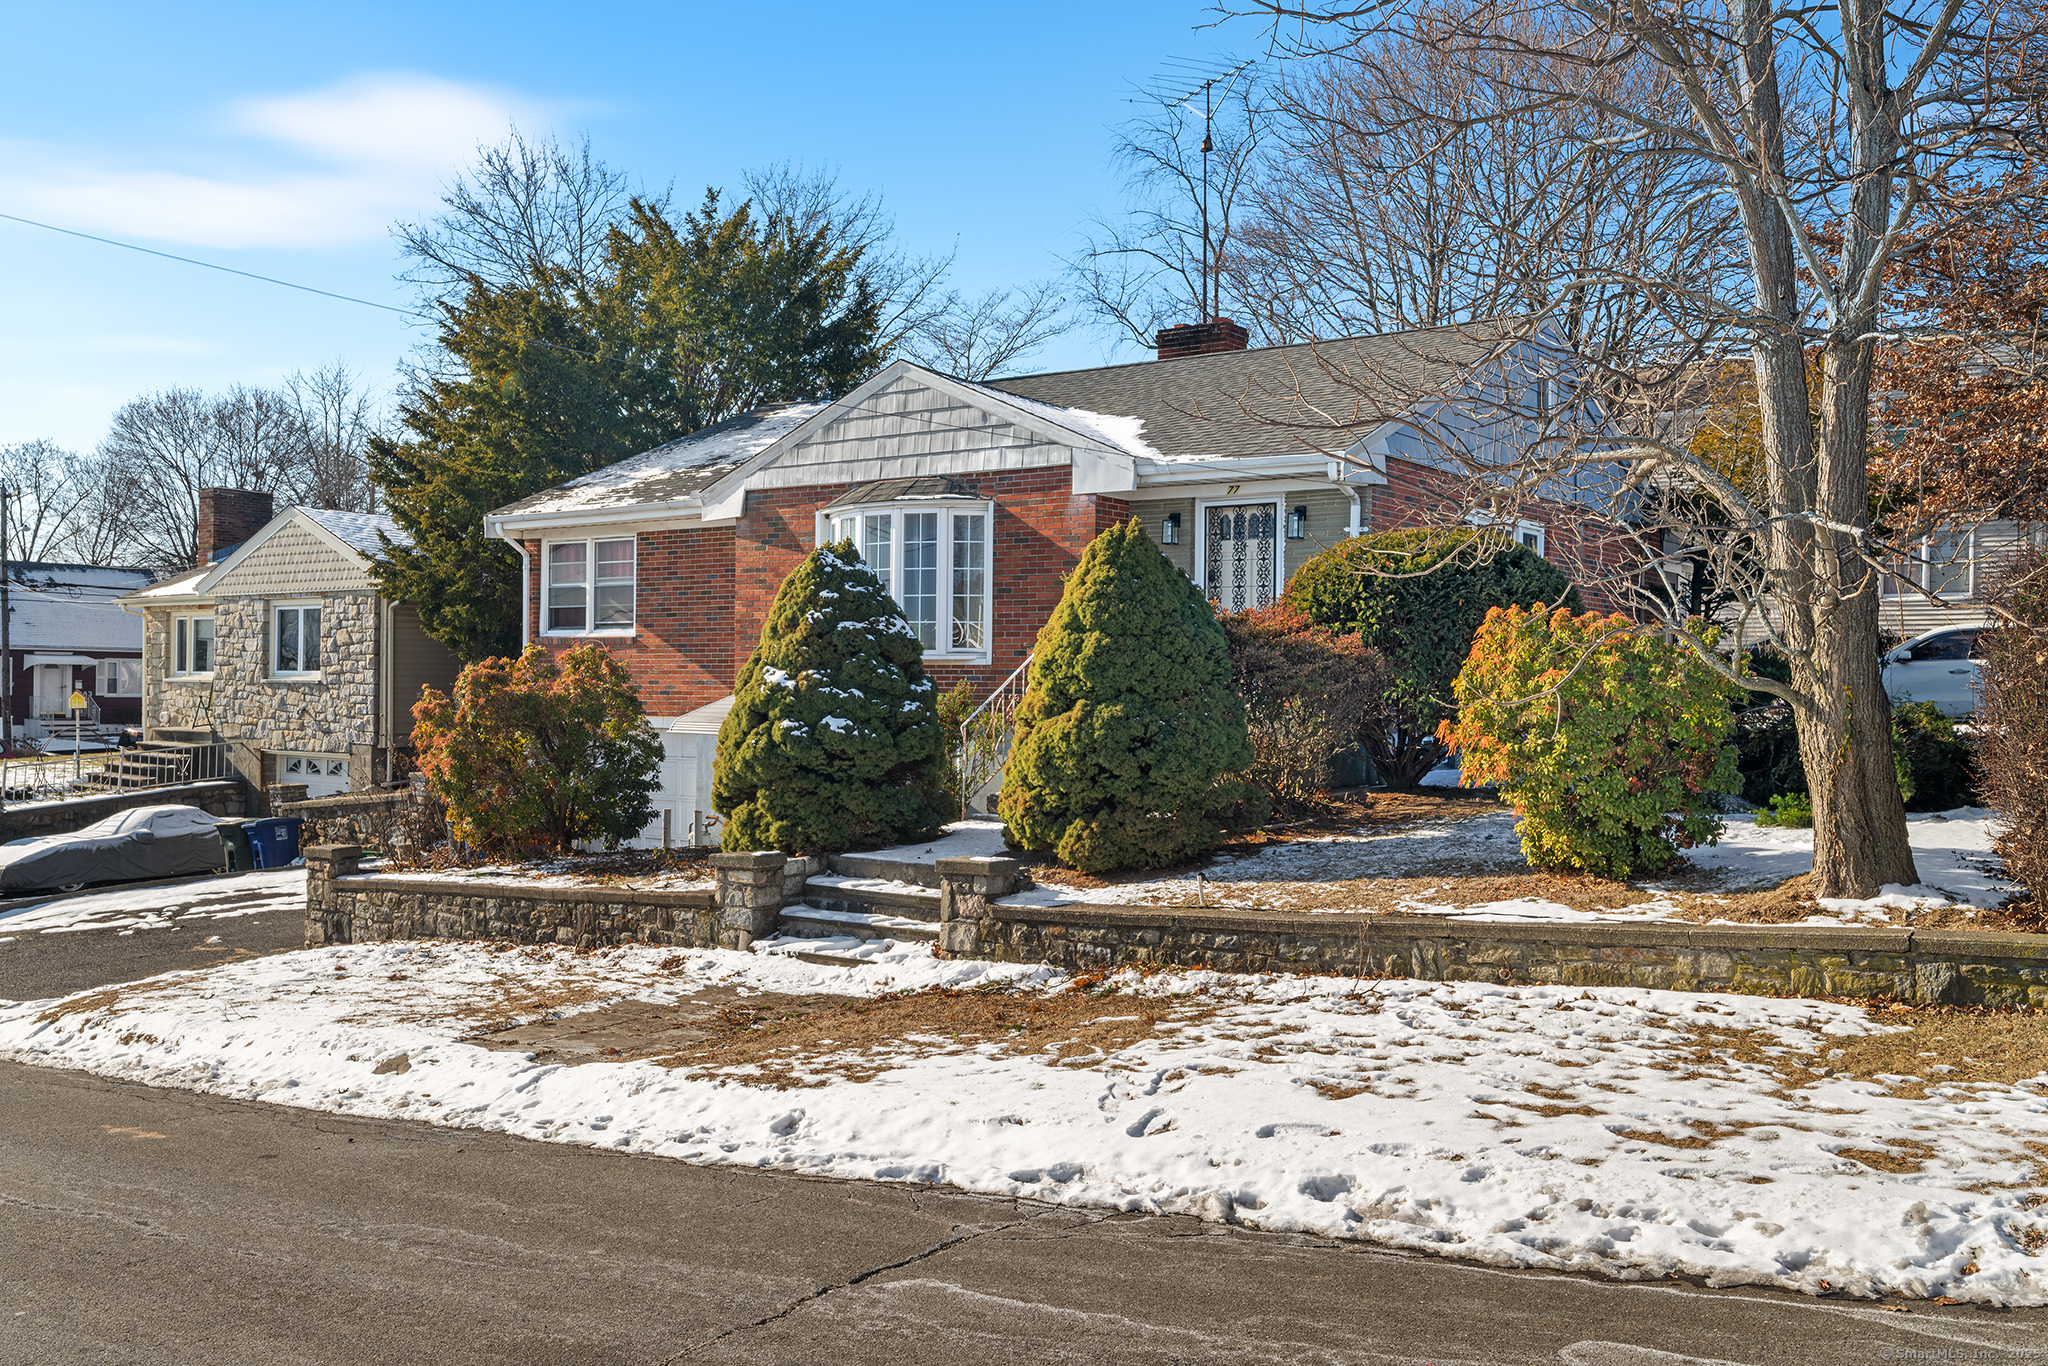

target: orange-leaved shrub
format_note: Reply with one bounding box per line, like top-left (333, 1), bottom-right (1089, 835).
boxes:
top-left (412, 643), bottom-right (663, 854)
top-left (1442, 605), bottom-right (1742, 878)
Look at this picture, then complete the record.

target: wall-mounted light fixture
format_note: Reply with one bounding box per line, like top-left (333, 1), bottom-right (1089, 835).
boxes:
top-left (1162, 512), bottom-right (1181, 545)
top-left (1287, 505), bottom-right (1308, 540)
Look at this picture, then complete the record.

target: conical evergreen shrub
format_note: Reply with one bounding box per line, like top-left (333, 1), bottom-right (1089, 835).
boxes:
top-left (714, 540), bottom-right (949, 853)
top-left (1000, 518), bottom-right (1263, 873)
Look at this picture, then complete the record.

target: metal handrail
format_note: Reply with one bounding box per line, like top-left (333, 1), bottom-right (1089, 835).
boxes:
top-left (955, 654), bottom-right (1033, 819)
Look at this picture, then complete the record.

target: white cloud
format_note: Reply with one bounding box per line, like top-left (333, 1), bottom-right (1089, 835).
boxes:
top-left (0, 72), bottom-right (557, 250)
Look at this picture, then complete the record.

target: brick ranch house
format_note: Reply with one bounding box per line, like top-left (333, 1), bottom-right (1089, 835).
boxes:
top-left (484, 317), bottom-right (1621, 845)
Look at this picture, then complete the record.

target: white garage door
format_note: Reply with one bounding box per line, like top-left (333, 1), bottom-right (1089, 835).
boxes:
top-left (280, 753), bottom-right (350, 797)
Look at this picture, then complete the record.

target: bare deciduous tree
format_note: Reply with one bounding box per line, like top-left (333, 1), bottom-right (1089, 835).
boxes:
top-left (901, 280), bottom-right (1075, 379)
top-left (1233, 0), bottom-right (2048, 896)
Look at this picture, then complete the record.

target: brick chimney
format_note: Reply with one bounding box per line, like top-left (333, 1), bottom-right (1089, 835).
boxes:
top-left (197, 487), bottom-right (274, 566)
top-left (1155, 317), bottom-right (1251, 361)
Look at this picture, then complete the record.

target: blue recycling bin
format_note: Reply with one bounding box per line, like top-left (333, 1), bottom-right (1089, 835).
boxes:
top-left (244, 816), bottom-right (305, 869)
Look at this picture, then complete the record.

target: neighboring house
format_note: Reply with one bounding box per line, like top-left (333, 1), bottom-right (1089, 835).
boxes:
top-left (483, 316), bottom-right (1616, 843)
top-left (118, 488), bottom-right (463, 798)
top-left (3, 561), bottom-right (153, 742)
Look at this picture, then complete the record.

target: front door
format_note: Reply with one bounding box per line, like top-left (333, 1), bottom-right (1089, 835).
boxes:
top-left (35, 664), bottom-right (73, 717)
top-left (1204, 504), bottom-right (1279, 612)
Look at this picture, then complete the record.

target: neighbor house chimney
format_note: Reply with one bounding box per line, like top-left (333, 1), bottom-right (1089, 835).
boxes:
top-left (1155, 316), bottom-right (1251, 361)
top-left (197, 487), bottom-right (274, 566)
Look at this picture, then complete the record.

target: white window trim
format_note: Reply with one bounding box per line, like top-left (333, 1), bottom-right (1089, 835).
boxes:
top-left (271, 600), bottom-right (324, 679)
top-left (1192, 497), bottom-right (1285, 608)
top-left (541, 536), bottom-right (638, 636)
top-left (817, 500), bottom-right (994, 661)
top-left (1886, 530), bottom-right (1975, 599)
top-left (99, 658), bottom-right (143, 696)
top-left (1465, 511), bottom-right (1547, 556)
top-left (170, 612), bottom-right (216, 679)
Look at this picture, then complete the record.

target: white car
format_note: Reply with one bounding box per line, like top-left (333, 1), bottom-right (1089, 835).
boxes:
top-left (1881, 625), bottom-right (1986, 717)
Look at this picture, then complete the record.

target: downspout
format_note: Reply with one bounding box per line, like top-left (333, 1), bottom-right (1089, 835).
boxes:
top-left (493, 522), bottom-right (531, 650)
top-left (1338, 480), bottom-right (1364, 539)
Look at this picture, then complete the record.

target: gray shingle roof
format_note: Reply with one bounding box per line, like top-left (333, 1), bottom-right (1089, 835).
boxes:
top-left (987, 318), bottom-right (1527, 458)
top-left (300, 507), bottom-right (410, 556)
top-left (491, 403), bottom-right (830, 518)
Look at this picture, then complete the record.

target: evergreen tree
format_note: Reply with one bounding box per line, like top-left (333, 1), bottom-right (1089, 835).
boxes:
top-left (1287, 527), bottom-right (1581, 788)
top-left (1001, 519), bottom-right (1262, 873)
top-left (714, 541), bottom-right (949, 853)
top-left (370, 195), bottom-right (884, 660)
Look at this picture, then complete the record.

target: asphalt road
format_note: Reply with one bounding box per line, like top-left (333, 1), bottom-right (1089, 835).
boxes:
top-left (0, 876), bottom-right (305, 1001)
top-left (4, 893), bottom-right (2045, 1365)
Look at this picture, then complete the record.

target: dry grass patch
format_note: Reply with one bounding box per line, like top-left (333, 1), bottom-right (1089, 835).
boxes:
top-left (1816, 1006), bottom-right (2048, 1091)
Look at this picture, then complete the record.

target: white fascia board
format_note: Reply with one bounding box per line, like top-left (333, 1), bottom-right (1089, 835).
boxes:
top-left (1071, 445), bottom-right (1137, 494)
top-left (487, 501), bottom-right (711, 536)
top-left (1135, 453), bottom-right (1355, 486)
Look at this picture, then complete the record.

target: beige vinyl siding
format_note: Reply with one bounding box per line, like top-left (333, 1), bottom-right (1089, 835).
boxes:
top-left (1131, 486), bottom-right (1360, 595)
top-left (386, 603), bottom-right (462, 744)
top-left (1878, 521), bottom-right (2034, 641)
top-left (1128, 497), bottom-right (1196, 578)
top-left (210, 522), bottom-right (373, 596)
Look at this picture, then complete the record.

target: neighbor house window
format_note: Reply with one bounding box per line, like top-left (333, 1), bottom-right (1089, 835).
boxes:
top-left (172, 613), bottom-right (214, 677)
top-left (1887, 530), bottom-right (1974, 598)
top-left (546, 537), bottom-right (636, 633)
top-left (826, 504), bottom-right (992, 654)
top-left (101, 659), bottom-right (144, 695)
top-left (1466, 512), bottom-right (1546, 556)
top-left (272, 603), bottom-right (322, 677)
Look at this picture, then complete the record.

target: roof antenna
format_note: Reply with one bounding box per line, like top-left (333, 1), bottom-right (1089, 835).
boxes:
top-left (1138, 56), bottom-right (1259, 323)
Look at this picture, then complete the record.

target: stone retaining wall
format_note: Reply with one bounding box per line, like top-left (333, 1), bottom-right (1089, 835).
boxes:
top-left (0, 780), bottom-right (245, 843)
top-left (278, 789), bottom-right (420, 855)
top-left (929, 874), bottom-right (2048, 1008)
top-left (303, 846), bottom-right (823, 952)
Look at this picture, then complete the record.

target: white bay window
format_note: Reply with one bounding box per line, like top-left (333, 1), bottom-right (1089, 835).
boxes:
top-left (825, 503), bottom-right (991, 656)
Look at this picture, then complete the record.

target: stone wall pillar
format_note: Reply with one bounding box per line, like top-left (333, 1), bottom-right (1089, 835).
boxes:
top-left (709, 851), bottom-right (786, 950)
top-left (935, 856), bottom-right (1018, 958)
top-left (303, 844), bottom-right (360, 948)
top-left (267, 782), bottom-right (309, 815)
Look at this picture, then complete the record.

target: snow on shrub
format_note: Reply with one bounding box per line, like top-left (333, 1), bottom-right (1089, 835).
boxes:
top-left (1443, 604), bottom-right (1741, 878)
top-left (411, 643), bottom-right (663, 853)
top-left (1001, 518), bottom-right (1265, 873)
top-left (714, 539), bottom-right (949, 853)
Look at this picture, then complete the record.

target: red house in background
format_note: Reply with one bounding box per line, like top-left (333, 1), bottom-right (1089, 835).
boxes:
top-left (485, 317), bottom-right (1619, 843)
top-left (4, 561), bottom-right (152, 749)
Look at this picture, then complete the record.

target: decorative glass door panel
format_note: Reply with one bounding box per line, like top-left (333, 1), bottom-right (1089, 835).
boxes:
top-left (1204, 504), bottom-right (1278, 611)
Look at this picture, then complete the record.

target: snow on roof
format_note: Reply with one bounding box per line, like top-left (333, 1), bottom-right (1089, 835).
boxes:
top-left (951, 377), bottom-right (1163, 461)
top-left (298, 507), bottom-right (409, 556)
top-left (493, 403), bottom-right (831, 520)
top-left (125, 567), bottom-right (209, 600)
top-left (6, 562), bottom-right (152, 651)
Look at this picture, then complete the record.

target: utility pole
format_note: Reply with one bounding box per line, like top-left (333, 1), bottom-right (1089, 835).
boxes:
top-left (2, 486), bottom-right (11, 810)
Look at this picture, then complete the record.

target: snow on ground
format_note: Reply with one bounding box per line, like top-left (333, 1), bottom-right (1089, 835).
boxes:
top-left (1001, 809), bottom-right (2015, 927)
top-left (862, 819), bottom-right (1009, 864)
top-left (0, 869), bottom-right (305, 942)
top-left (3, 941), bottom-right (2043, 1305)
top-left (366, 862), bottom-right (712, 891)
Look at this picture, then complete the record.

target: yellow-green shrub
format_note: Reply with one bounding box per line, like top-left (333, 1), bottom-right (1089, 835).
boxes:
top-left (1442, 605), bottom-right (1741, 877)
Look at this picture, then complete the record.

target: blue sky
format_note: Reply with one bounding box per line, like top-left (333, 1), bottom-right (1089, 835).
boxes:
top-left (1, 0), bottom-right (1252, 451)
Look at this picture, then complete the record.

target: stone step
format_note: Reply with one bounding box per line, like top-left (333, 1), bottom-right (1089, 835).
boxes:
top-left (775, 905), bottom-right (939, 943)
top-left (824, 852), bottom-right (940, 888)
top-left (799, 872), bottom-right (942, 922)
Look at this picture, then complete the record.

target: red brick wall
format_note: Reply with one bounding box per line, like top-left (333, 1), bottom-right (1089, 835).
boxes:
top-left (1371, 456), bottom-right (1641, 615)
top-left (524, 467), bottom-right (1125, 713)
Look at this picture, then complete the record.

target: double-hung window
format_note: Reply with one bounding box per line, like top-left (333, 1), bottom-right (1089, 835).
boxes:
top-left (273, 603), bottom-right (322, 677)
top-left (101, 659), bottom-right (144, 696)
top-left (824, 503), bottom-right (991, 656)
top-left (546, 537), bottom-right (636, 633)
top-left (172, 613), bottom-right (214, 677)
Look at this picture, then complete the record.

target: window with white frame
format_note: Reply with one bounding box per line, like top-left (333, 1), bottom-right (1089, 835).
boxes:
top-left (1466, 512), bottom-right (1546, 555)
top-left (1885, 530), bottom-right (1974, 598)
top-left (546, 537), bottom-right (636, 633)
top-left (825, 504), bottom-right (991, 653)
top-left (171, 613), bottom-right (214, 677)
top-left (100, 659), bottom-right (143, 695)
top-left (272, 603), bottom-right (322, 677)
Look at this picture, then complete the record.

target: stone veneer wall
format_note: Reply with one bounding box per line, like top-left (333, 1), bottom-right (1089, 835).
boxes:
top-left (302, 848), bottom-right (2048, 1007)
top-left (144, 592), bottom-right (383, 794)
top-left (0, 780), bottom-right (244, 843)
top-left (940, 894), bottom-right (2048, 1008)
